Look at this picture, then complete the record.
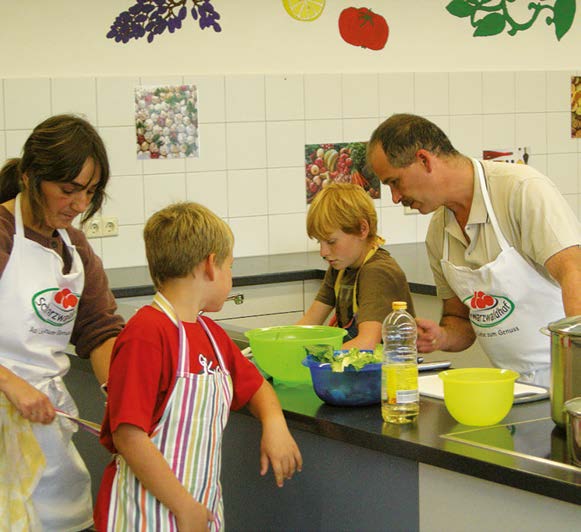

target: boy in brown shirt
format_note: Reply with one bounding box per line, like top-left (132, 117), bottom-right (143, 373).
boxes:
top-left (298, 183), bottom-right (414, 349)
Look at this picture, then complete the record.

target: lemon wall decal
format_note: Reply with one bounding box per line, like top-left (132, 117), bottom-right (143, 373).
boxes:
top-left (283, 0), bottom-right (325, 22)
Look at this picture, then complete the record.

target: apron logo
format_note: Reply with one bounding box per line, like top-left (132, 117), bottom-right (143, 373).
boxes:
top-left (32, 288), bottom-right (79, 326)
top-left (464, 291), bottom-right (515, 328)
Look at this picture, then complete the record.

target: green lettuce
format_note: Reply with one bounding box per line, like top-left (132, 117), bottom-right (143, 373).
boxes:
top-left (306, 345), bottom-right (383, 372)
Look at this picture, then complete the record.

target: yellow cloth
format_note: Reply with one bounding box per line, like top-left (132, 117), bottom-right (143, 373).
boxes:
top-left (0, 395), bottom-right (45, 532)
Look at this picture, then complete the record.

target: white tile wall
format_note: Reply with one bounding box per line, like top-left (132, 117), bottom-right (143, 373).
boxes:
top-left (449, 115), bottom-right (484, 158)
top-left (450, 72), bottom-right (483, 116)
top-left (225, 75), bottom-right (265, 122)
top-left (4, 78), bottom-right (51, 129)
top-left (229, 216), bottom-right (269, 257)
top-left (269, 213), bottom-right (308, 254)
top-left (0, 81), bottom-right (4, 129)
top-left (0, 71), bottom-right (579, 269)
top-left (547, 153), bottom-right (578, 195)
top-left (515, 72), bottom-right (546, 113)
top-left (96, 77), bottom-right (139, 127)
top-left (342, 73), bottom-right (379, 119)
top-left (267, 167), bottom-right (306, 215)
top-left (5, 129), bottom-right (30, 158)
top-left (482, 72), bottom-right (516, 114)
top-left (227, 168), bottom-right (268, 218)
top-left (516, 113), bottom-right (547, 154)
top-left (415, 73), bottom-right (449, 116)
top-left (186, 170), bottom-right (228, 218)
top-left (225, 122), bottom-right (267, 169)
top-left (304, 74), bottom-right (342, 120)
top-left (0, 131), bottom-right (5, 164)
top-left (266, 121), bottom-right (304, 167)
top-left (305, 119), bottom-right (342, 144)
top-left (378, 73), bottom-right (414, 117)
top-left (143, 173), bottom-right (187, 219)
top-left (51, 77), bottom-right (98, 125)
top-left (265, 75), bottom-right (304, 121)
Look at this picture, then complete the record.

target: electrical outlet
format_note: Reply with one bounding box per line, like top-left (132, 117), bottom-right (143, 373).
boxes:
top-left (102, 217), bottom-right (119, 237)
top-left (403, 206), bottom-right (418, 215)
top-left (84, 218), bottom-right (102, 238)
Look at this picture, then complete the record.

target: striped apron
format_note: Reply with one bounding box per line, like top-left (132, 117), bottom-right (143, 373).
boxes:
top-left (107, 292), bottom-right (233, 531)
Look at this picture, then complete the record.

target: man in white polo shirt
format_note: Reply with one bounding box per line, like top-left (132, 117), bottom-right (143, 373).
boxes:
top-left (367, 113), bottom-right (581, 386)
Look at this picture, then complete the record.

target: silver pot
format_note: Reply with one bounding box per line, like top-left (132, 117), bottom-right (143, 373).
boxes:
top-left (542, 315), bottom-right (581, 427)
top-left (563, 397), bottom-right (581, 466)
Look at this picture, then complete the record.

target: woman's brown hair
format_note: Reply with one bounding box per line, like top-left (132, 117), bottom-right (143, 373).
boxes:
top-left (0, 114), bottom-right (110, 225)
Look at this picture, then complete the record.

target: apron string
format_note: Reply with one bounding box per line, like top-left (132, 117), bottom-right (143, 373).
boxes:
top-left (444, 160), bottom-right (511, 260)
top-left (333, 236), bottom-right (384, 315)
top-left (473, 159), bottom-right (511, 251)
top-left (153, 292), bottom-right (228, 374)
top-left (55, 409), bottom-right (101, 437)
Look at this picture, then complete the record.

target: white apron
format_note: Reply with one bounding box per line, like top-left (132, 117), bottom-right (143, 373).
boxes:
top-left (0, 194), bottom-right (93, 531)
top-left (107, 292), bottom-right (233, 531)
top-left (441, 161), bottom-right (564, 386)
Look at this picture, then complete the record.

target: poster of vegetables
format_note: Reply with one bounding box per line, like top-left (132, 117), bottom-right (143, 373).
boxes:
top-left (135, 84), bottom-right (199, 159)
top-left (572, 76), bottom-right (581, 138)
top-left (305, 142), bottom-right (381, 204)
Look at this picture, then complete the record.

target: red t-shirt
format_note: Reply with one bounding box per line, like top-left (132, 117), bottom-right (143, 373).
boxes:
top-left (94, 305), bottom-right (263, 530)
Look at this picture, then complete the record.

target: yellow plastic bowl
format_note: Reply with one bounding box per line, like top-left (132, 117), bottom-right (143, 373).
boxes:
top-left (439, 368), bottom-right (519, 426)
top-left (245, 325), bottom-right (347, 385)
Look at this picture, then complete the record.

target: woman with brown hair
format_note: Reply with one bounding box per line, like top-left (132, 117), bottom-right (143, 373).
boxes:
top-left (0, 114), bottom-right (124, 531)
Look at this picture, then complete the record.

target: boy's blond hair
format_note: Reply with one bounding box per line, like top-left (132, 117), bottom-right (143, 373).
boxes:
top-left (306, 183), bottom-right (380, 243)
top-left (144, 202), bottom-right (234, 289)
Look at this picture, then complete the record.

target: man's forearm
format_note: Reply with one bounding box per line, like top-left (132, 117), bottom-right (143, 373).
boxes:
top-left (439, 314), bottom-right (476, 352)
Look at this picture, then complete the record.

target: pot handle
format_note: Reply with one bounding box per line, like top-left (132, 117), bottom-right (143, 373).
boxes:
top-left (539, 327), bottom-right (551, 336)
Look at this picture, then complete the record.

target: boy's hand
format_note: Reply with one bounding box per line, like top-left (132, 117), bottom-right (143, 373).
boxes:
top-left (175, 499), bottom-right (214, 532)
top-left (259, 417), bottom-right (303, 487)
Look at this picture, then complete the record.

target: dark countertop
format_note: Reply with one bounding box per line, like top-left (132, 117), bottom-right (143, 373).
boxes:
top-left (107, 243), bottom-right (437, 298)
top-left (105, 244), bottom-right (581, 506)
top-left (269, 380), bottom-right (581, 506)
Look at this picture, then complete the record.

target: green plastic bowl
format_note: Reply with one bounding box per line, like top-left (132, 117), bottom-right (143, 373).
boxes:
top-left (244, 326), bottom-right (347, 384)
top-left (439, 368), bottom-right (520, 426)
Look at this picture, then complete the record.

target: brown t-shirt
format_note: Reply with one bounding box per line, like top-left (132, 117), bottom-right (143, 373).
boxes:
top-left (316, 247), bottom-right (415, 327)
top-left (0, 205), bottom-right (124, 358)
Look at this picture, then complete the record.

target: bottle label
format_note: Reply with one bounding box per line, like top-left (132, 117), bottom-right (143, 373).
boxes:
top-left (383, 364), bottom-right (419, 404)
top-left (395, 389), bottom-right (419, 404)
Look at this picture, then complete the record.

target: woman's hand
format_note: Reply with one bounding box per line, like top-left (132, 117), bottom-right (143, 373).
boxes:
top-left (0, 366), bottom-right (55, 423)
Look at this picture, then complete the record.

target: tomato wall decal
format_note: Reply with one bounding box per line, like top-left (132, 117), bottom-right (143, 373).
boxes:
top-left (338, 7), bottom-right (389, 50)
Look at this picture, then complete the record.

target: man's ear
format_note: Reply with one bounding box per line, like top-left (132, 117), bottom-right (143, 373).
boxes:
top-left (21, 173), bottom-right (29, 188)
top-left (416, 149), bottom-right (434, 173)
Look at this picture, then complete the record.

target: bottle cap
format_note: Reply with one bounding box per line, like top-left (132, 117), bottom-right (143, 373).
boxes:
top-left (392, 301), bottom-right (407, 310)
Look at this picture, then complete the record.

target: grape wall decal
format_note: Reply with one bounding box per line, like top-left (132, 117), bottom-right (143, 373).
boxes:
top-left (107, 0), bottom-right (222, 44)
top-left (446, 0), bottom-right (576, 41)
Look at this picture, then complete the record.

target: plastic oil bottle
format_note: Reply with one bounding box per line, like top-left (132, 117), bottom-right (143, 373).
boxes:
top-left (381, 301), bottom-right (419, 424)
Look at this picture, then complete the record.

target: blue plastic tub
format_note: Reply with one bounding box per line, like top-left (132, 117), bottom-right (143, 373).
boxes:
top-left (302, 353), bottom-right (381, 406)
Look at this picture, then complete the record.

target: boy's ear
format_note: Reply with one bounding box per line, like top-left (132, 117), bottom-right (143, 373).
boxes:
top-left (359, 219), bottom-right (370, 239)
top-left (204, 253), bottom-right (217, 281)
